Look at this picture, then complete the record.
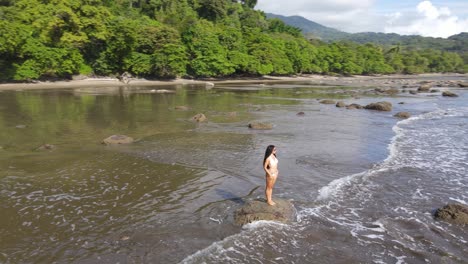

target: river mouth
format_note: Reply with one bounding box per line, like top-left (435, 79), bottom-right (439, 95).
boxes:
top-left (1, 77), bottom-right (467, 263)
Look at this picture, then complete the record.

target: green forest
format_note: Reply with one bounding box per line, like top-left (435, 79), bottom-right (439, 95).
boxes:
top-left (0, 0), bottom-right (466, 82)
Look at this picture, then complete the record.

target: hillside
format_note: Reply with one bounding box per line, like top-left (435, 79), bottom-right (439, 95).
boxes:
top-left (0, 1), bottom-right (465, 82)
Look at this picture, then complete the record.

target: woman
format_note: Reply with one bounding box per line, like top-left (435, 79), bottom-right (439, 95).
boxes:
top-left (263, 145), bottom-right (278, 206)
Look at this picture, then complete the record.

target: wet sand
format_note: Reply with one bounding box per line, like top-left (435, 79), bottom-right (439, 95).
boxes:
top-left (0, 73), bottom-right (465, 91)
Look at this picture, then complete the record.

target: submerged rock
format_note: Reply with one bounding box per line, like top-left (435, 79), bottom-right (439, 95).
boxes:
top-left (434, 203), bottom-right (468, 225)
top-left (394, 112), bottom-right (411, 119)
top-left (16, 124), bottom-right (27, 129)
top-left (418, 84), bottom-right (432, 92)
top-left (234, 198), bottom-right (296, 226)
top-left (174, 106), bottom-right (190, 111)
top-left (336, 101), bottom-right (346, 108)
top-left (191, 113), bottom-right (207, 122)
top-left (35, 144), bottom-right (56, 151)
top-left (346, 103), bottom-right (363, 110)
top-left (248, 122), bottom-right (273, 130)
top-left (319, 99), bottom-right (336, 104)
top-left (102, 135), bottom-right (134, 145)
top-left (442, 91), bottom-right (458, 97)
top-left (296, 112), bottom-right (305, 116)
top-left (364, 101), bottom-right (392, 111)
top-left (409, 90), bottom-right (418, 95)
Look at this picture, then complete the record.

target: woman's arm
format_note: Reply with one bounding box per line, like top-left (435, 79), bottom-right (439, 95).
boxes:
top-left (263, 157), bottom-right (271, 176)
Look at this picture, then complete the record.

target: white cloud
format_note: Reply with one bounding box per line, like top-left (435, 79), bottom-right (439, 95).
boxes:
top-left (384, 1), bottom-right (468, 38)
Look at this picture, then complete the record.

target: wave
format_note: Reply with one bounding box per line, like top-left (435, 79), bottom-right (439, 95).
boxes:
top-left (315, 106), bottom-right (467, 202)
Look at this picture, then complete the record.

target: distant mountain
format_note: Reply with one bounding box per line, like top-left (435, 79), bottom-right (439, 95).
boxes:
top-left (265, 13), bottom-right (350, 41)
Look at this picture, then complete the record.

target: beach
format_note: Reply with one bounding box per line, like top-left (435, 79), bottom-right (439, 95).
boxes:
top-left (0, 73), bottom-right (467, 263)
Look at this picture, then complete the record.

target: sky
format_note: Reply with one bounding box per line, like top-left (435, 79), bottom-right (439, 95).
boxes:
top-left (255, 0), bottom-right (468, 38)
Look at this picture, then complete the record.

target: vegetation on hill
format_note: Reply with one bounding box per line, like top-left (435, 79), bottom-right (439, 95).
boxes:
top-left (268, 13), bottom-right (468, 69)
top-left (0, 1), bottom-right (465, 82)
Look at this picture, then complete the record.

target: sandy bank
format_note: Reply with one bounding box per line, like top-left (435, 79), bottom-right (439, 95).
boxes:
top-left (0, 73), bottom-right (466, 91)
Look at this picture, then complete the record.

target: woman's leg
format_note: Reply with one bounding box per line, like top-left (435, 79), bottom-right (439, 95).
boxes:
top-left (265, 174), bottom-right (277, 205)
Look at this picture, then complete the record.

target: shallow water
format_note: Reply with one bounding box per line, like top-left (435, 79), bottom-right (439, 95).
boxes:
top-left (0, 78), bottom-right (467, 263)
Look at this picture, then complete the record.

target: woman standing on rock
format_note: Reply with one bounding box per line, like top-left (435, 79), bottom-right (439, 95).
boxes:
top-left (263, 145), bottom-right (278, 206)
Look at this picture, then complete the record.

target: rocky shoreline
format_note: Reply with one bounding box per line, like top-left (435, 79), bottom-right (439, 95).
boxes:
top-left (0, 73), bottom-right (466, 91)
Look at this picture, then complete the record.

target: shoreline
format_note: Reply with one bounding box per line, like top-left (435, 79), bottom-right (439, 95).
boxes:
top-left (0, 73), bottom-right (466, 91)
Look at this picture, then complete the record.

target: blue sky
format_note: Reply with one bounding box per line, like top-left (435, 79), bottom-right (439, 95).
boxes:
top-left (256, 0), bottom-right (468, 37)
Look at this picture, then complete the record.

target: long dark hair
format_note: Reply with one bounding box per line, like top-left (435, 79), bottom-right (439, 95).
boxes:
top-left (263, 145), bottom-right (276, 168)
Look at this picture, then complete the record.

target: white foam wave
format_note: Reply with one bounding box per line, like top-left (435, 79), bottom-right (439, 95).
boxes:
top-left (315, 106), bottom-right (468, 202)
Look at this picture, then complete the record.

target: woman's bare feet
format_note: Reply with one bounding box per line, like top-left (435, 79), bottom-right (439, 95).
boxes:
top-left (267, 200), bottom-right (276, 206)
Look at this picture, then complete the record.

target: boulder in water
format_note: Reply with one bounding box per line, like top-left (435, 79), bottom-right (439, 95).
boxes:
top-left (174, 106), bottom-right (190, 111)
top-left (336, 101), bottom-right (346, 108)
top-left (248, 122), bottom-right (273, 130)
top-left (320, 99), bottom-right (336, 104)
top-left (418, 84), bottom-right (432, 92)
top-left (102, 135), bottom-right (134, 145)
top-left (234, 198), bottom-right (296, 226)
top-left (364, 101), bottom-right (392, 111)
top-left (394, 112), bottom-right (411, 119)
top-left (434, 203), bottom-right (468, 225)
top-left (442, 91), bottom-right (458, 97)
top-left (35, 144), bottom-right (56, 151)
top-left (346, 103), bottom-right (363, 110)
top-left (191, 113), bottom-right (207, 122)
top-left (458, 82), bottom-right (468, 87)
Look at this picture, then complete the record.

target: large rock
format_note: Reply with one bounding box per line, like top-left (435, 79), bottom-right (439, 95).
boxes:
top-left (364, 101), bottom-right (392, 111)
top-left (102, 135), bottom-right (134, 145)
top-left (248, 122), bottom-right (273, 130)
top-left (458, 82), bottom-right (468, 87)
top-left (442, 91), bottom-right (459, 97)
top-left (234, 198), bottom-right (296, 226)
top-left (434, 203), bottom-right (468, 225)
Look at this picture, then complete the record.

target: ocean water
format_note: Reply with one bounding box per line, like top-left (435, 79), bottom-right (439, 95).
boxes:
top-left (182, 87), bottom-right (468, 264)
top-left (0, 79), bottom-right (466, 263)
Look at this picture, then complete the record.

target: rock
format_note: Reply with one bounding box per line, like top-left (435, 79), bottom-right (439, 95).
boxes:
top-left (398, 102), bottom-right (405, 104)
top-left (346, 103), bottom-right (363, 110)
top-left (174, 106), bottom-right (190, 111)
top-left (336, 101), bottom-right (346, 108)
top-left (458, 82), bottom-right (468, 87)
top-left (234, 198), bottom-right (296, 226)
top-left (102, 135), bottom-right (134, 145)
top-left (394, 112), bottom-right (411, 119)
top-left (248, 122), bottom-right (273, 130)
top-left (364, 101), bottom-right (392, 111)
top-left (409, 90), bottom-right (418, 95)
top-left (296, 112), bottom-right (305, 116)
top-left (35, 144), bottom-right (56, 151)
top-left (418, 84), bottom-right (432, 92)
top-left (442, 91), bottom-right (458, 97)
top-left (430, 89), bottom-right (440, 93)
top-left (16, 125), bottom-right (27, 129)
top-left (384, 88), bottom-right (399, 95)
top-left (434, 203), bottom-right (468, 225)
top-left (319, 99), bottom-right (336, 104)
top-left (191, 113), bottom-right (207, 122)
